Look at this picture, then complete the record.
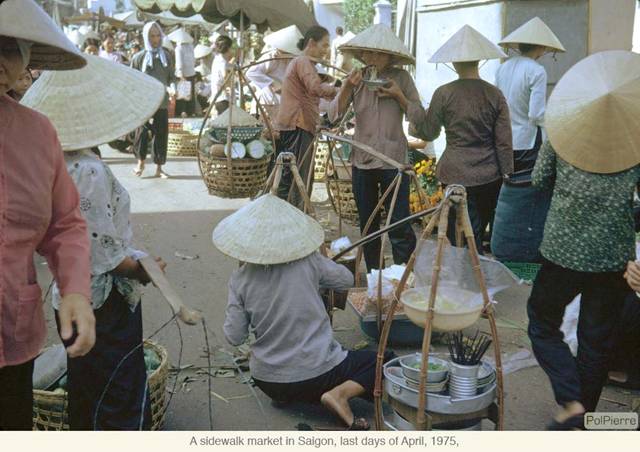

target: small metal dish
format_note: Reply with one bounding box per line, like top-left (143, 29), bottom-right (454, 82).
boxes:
top-left (399, 353), bottom-right (449, 383)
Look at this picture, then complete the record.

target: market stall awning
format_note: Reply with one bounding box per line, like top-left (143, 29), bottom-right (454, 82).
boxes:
top-left (64, 11), bottom-right (126, 28)
top-left (140, 10), bottom-right (219, 30)
top-left (114, 11), bottom-right (145, 28)
top-left (133, 0), bottom-right (317, 32)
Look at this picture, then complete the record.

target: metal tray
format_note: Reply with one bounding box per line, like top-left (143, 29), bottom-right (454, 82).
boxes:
top-left (384, 357), bottom-right (496, 415)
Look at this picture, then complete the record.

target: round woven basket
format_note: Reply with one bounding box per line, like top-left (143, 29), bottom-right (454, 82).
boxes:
top-left (32, 341), bottom-right (169, 431)
top-left (327, 178), bottom-right (360, 226)
top-left (168, 130), bottom-right (198, 157)
top-left (199, 152), bottom-right (270, 198)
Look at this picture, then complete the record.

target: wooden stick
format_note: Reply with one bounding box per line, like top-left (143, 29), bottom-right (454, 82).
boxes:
top-left (323, 132), bottom-right (405, 171)
top-left (353, 172), bottom-right (400, 292)
top-left (139, 257), bottom-right (201, 326)
top-left (457, 197), bottom-right (504, 430)
top-left (225, 69), bottom-right (237, 192)
top-left (373, 206), bottom-right (441, 430)
top-left (416, 199), bottom-right (451, 428)
top-left (375, 173), bottom-right (402, 336)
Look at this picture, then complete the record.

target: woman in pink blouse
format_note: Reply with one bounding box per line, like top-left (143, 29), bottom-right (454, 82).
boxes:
top-left (0, 0), bottom-right (95, 430)
top-left (275, 26), bottom-right (338, 209)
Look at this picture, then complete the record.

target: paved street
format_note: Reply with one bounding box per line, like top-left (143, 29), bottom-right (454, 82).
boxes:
top-left (37, 145), bottom-right (638, 431)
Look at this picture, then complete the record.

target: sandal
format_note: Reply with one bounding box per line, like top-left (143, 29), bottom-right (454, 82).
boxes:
top-left (348, 417), bottom-right (370, 431)
top-left (133, 167), bottom-right (144, 177)
top-left (547, 414), bottom-right (585, 431)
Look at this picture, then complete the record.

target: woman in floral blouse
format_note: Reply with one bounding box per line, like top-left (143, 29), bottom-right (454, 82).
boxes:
top-left (527, 51), bottom-right (640, 430)
top-left (22, 54), bottom-right (166, 430)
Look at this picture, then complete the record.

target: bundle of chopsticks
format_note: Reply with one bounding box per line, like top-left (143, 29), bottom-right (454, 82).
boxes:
top-left (447, 330), bottom-right (492, 366)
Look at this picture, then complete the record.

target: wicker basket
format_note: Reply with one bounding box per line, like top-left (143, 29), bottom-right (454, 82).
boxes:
top-left (168, 130), bottom-right (198, 157)
top-left (32, 341), bottom-right (169, 431)
top-left (327, 178), bottom-right (360, 226)
top-left (314, 142), bottom-right (330, 182)
top-left (199, 152), bottom-right (270, 198)
top-left (209, 126), bottom-right (263, 144)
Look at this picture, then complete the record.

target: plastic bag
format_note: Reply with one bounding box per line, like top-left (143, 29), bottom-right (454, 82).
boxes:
top-left (366, 265), bottom-right (413, 300)
top-left (560, 296), bottom-right (580, 356)
top-left (177, 80), bottom-right (192, 101)
top-left (413, 239), bottom-right (520, 303)
top-left (330, 236), bottom-right (352, 255)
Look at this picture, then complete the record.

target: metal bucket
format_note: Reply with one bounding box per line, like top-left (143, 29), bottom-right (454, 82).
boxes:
top-left (449, 362), bottom-right (479, 399)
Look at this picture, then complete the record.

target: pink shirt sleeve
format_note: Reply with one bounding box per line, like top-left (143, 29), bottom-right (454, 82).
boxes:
top-left (297, 58), bottom-right (336, 99)
top-left (36, 133), bottom-right (91, 300)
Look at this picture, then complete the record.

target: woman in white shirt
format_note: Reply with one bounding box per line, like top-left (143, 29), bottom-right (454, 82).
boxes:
top-left (22, 55), bottom-right (167, 430)
top-left (491, 18), bottom-right (565, 263)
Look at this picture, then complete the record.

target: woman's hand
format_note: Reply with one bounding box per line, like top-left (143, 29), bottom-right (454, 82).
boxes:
top-left (378, 79), bottom-right (408, 109)
top-left (624, 261), bottom-right (640, 292)
top-left (58, 293), bottom-right (96, 358)
top-left (344, 69), bottom-right (362, 89)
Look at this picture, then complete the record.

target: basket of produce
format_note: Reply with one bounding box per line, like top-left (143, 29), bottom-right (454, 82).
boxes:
top-left (198, 105), bottom-right (271, 199)
top-left (208, 105), bottom-right (263, 143)
top-left (168, 129), bottom-right (198, 156)
top-left (32, 341), bottom-right (169, 431)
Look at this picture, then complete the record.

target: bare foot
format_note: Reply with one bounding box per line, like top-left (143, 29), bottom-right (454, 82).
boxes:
top-left (155, 168), bottom-right (170, 179)
top-left (554, 401), bottom-right (585, 423)
top-left (320, 390), bottom-right (354, 427)
top-left (133, 164), bottom-right (144, 177)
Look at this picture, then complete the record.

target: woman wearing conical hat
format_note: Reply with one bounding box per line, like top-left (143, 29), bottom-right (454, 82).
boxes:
top-left (329, 24), bottom-right (426, 271)
top-left (0, 0), bottom-right (95, 430)
top-left (526, 51), bottom-right (640, 430)
top-left (216, 195), bottom-right (392, 430)
top-left (246, 25), bottom-right (302, 114)
top-left (491, 18), bottom-right (565, 262)
top-left (413, 25), bottom-right (513, 253)
top-left (22, 54), bottom-right (168, 430)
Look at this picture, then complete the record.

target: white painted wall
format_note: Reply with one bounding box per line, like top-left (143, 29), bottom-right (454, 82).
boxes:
top-left (631, 0), bottom-right (640, 52)
top-left (313, 0), bottom-right (345, 39)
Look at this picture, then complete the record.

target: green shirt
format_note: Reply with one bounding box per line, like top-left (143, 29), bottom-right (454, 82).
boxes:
top-left (532, 142), bottom-right (640, 272)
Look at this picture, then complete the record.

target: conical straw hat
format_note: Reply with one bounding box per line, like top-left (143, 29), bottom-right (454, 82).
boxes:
top-left (194, 44), bottom-right (213, 59)
top-left (0, 0), bottom-right (86, 70)
top-left (21, 54), bottom-right (165, 152)
top-left (340, 24), bottom-right (415, 66)
top-left (212, 194), bottom-right (325, 265)
top-left (429, 25), bottom-right (506, 63)
top-left (545, 50), bottom-right (640, 174)
top-left (168, 28), bottom-right (194, 44)
top-left (263, 25), bottom-right (303, 56)
top-left (499, 17), bottom-right (565, 53)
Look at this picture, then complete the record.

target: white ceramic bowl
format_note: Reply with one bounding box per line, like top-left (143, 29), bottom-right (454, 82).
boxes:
top-left (400, 287), bottom-right (484, 332)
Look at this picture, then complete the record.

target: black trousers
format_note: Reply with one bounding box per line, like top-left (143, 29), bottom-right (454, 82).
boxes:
top-left (275, 127), bottom-right (315, 210)
top-left (253, 350), bottom-right (394, 404)
top-left (134, 108), bottom-right (168, 165)
top-left (447, 179), bottom-right (502, 254)
top-left (352, 167), bottom-right (416, 271)
top-left (610, 292), bottom-right (640, 383)
top-left (56, 289), bottom-right (151, 430)
top-left (175, 76), bottom-right (196, 117)
top-left (527, 258), bottom-right (627, 411)
top-left (0, 359), bottom-right (34, 430)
